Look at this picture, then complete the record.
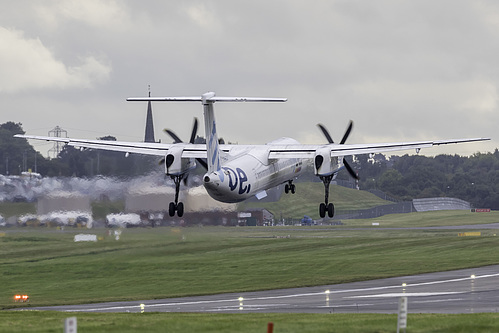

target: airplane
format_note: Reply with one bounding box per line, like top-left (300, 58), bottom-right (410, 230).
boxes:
top-left (15, 91), bottom-right (490, 218)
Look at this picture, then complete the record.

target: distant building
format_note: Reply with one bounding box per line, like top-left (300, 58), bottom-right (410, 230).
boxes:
top-left (124, 185), bottom-right (273, 226)
top-left (37, 191), bottom-right (91, 215)
top-left (237, 209), bottom-right (274, 226)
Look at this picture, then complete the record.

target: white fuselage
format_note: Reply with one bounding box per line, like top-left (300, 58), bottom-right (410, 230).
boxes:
top-left (203, 138), bottom-right (307, 203)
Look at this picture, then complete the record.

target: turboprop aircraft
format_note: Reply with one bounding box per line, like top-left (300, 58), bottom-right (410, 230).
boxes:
top-left (16, 92), bottom-right (489, 218)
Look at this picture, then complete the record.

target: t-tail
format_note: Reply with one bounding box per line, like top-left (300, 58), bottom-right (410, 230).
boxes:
top-left (127, 91), bottom-right (287, 174)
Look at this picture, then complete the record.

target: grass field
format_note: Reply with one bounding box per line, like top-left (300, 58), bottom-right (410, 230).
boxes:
top-left (1, 312), bottom-right (499, 333)
top-left (343, 209), bottom-right (499, 228)
top-left (1, 210), bottom-right (499, 332)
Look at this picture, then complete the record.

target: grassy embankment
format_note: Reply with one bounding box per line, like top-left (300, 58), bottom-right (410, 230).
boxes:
top-left (239, 183), bottom-right (391, 219)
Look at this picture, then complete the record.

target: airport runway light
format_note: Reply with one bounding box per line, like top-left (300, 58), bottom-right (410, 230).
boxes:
top-left (471, 274), bottom-right (476, 279)
top-left (140, 303), bottom-right (145, 313)
top-left (13, 294), bottom-right (29, 302)
top-left (238, 297), bottom-right (244, 310)
top-left (325, 290), bottom-right (330, 294)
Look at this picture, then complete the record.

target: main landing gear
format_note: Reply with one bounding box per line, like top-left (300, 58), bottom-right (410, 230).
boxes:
top-left (315, 121), bottom-right (358, 219)
top-left (319, 175), bottom-right (335, 218)
top-left (168, 175), bottom-right (184, 217)
top-left (284, 180), bottom-right (296, 194)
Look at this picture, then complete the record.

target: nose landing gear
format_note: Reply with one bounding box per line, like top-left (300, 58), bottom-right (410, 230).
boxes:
top-left (284, 180), bottom-right (296, 194)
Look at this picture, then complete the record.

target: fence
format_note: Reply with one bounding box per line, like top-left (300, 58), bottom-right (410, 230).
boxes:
top-left (413, 197), bottom-right (471, 212)
top-left (333, 197), bottom-right (471, 220)
top-left (334, 201), bottom-right (415, 220)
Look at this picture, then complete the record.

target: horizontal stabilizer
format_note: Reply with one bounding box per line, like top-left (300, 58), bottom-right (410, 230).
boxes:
top-left (127, 94), bottom-right (287, 103)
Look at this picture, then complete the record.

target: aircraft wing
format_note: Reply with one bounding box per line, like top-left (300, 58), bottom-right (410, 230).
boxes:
top-left (267, 137), bottom-right (490, 159)
top-left (14, 134), bottom-right (211, 158)
top-left (16, 134), bottom-right (489, 159)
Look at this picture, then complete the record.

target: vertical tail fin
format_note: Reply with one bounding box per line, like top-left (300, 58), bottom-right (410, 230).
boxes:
top-left (202, 92), bottom-right (221, 173)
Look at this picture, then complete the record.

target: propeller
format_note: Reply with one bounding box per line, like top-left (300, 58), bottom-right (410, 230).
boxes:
top-left (317, 124), bottom-right (334, 144)
top-left (164, 129), bottom-right (182, 144)
top-left (317, 120), bottom-right (359, 180)
top-left (162, 118), bottom-right (208, 170)
top-left (339, 120), bottom-right (353, 145)
top-left (165, 117), bottom-right (199, 145)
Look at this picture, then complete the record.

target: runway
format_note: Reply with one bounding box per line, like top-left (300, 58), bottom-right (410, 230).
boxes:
top-left (21, 265), bottom-right (499, 314)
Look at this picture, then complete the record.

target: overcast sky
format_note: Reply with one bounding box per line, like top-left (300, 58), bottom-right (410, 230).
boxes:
top-left (1, 0), bottom-right (497, 157)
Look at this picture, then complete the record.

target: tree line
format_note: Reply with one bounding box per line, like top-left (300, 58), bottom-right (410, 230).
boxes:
top-left (344, 151), bottom-right (499, 209)
top-left (1, 122), bottom-right (497, 208)
top-left (0, 122), bottom-right (156, 178)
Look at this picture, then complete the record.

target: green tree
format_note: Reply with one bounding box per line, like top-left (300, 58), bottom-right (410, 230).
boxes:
top-left (0, 122), bottom-right (43, 175)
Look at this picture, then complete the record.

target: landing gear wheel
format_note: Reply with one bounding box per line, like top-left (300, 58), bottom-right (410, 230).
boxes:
top-left (285, 181), bottom-right (296, 194)
top-left (169, 202), bottom-right (176, 217)
top-left (168, 202), bottom-right (184, 217)
top-left (177, 202), bottom-right (184, 217)
top-left (327, 202), bottom-right (335, 218)
top-left (319, 203), bottom-right (326, 218)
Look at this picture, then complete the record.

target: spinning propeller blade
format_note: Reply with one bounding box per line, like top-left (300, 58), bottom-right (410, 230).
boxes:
top-left (164, 118), bottom-right (199, 144)
top-left (317, 124), bottom-right (334, 144)
top-left (163, 118), bottom-right (208, 170)
top-left (317, 120), bottom-right (359, 180)
top-left (164, 129), bottom-right (182, 144)
top-left (189, 118), bottom-right (198, 144)
top-left (343, 158), bottom-right (359, 180)
top-left (340, 120), bottom-right (353, 145)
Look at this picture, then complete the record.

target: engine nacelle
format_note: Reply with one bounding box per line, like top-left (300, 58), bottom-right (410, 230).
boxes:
top-left (164, 146), bottom-right (195, 176)
top-left (314, 147), bottom-right (339, 176)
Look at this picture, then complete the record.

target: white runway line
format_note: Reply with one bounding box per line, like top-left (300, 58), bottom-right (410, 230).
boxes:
top-left (60, 271), bottom-right (499, 312)
top-left (345, 292), bottom-right (465, 299)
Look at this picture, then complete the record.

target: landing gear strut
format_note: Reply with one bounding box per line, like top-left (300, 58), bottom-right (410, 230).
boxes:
top-left (168, 175), bottom-right (184, 217)
top-left (319, 175), bottom-right (335, 218)
top-left (284, 180), bottom-right (296, 194)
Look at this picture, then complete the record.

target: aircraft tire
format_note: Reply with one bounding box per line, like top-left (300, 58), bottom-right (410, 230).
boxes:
top-left (177, 202), bottom-right (184, 217)
top-left (319, 203), bottom-right (326, 218)
top-left (327, 203), bottom-right (334, 218)
top-left (291, 184), bottom-right (296, 194)
top-left (168, 202), bottom-right (176, 217)
top-left (285, 184), bottom-right (289, 194)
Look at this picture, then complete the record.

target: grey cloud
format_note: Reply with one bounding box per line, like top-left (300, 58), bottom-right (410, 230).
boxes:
top-left (0, 0), bottom-right (495, 156)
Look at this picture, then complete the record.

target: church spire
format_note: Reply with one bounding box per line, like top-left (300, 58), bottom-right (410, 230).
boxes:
top-left (144, 85), bottom-right (156, 143)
